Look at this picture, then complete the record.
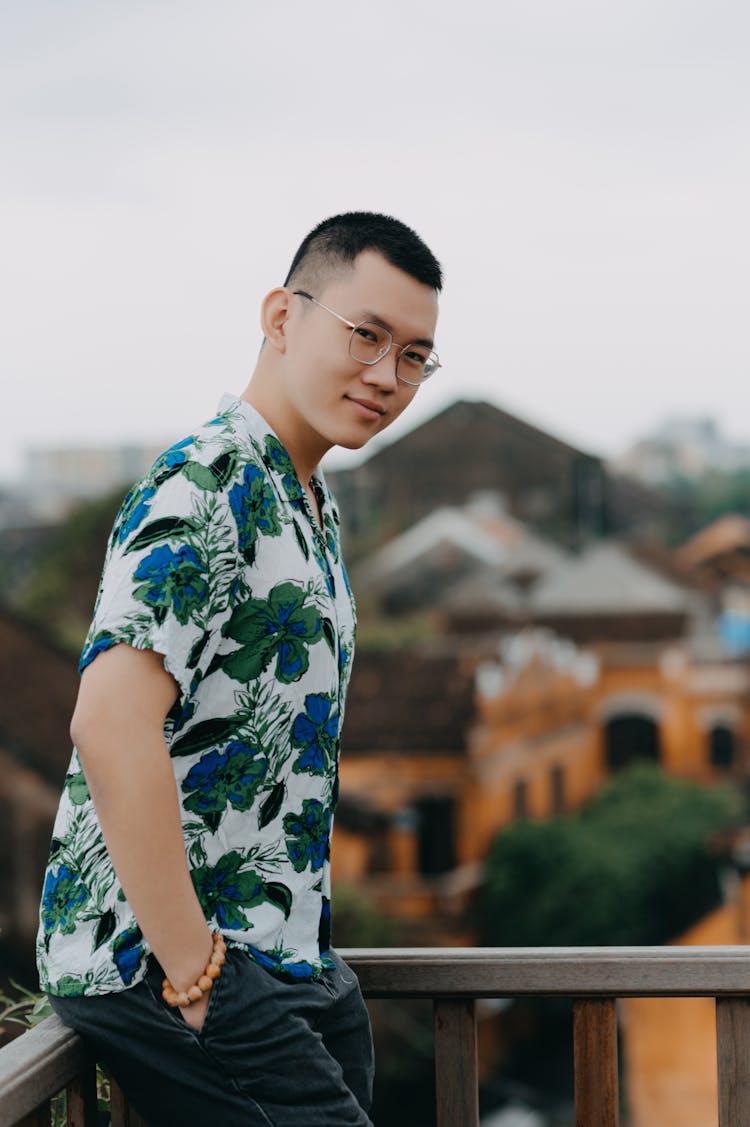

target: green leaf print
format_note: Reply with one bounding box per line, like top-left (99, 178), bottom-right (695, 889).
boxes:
top-left (123, 517), bottom-right (200, 554)
top-left (321, 618), bottom-right (336, 655)
top-left (55, 975), bottom-right (89, 998)
top-left (93, 909), bottom-right (117, 950)
top-left (264, 882), bottom-right (293, 919)
top-left (293, 521), bottom-right (310, 560)
top-left (207, 450), bottom-right (239, 488)
top-left (221, 581), bottom-right (323, 685)
top-left (191, 852), bottom-right (282, 929)
top-left (171, 717), bottom-right (239, 758)
top-left (65, 770), bottom-right (90, 807)
top-left (258, 781), bottom-right (285, 828)
top-left (183, 462), bottom-right (225, 492)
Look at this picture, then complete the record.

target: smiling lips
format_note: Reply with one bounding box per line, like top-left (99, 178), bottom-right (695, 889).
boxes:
top-left (346, 396), bottom-right (386, 420)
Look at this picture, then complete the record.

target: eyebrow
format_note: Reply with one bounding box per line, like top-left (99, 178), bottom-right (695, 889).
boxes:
top-left (358, 309), bottom-right (435, 350)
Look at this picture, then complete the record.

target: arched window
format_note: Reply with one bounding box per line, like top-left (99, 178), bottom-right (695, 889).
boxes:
top-left (605, 713), bottom-right (660, 771)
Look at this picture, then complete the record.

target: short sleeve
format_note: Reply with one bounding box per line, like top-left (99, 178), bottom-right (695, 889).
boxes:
top-left (79, 467), bottom-right (238, 702)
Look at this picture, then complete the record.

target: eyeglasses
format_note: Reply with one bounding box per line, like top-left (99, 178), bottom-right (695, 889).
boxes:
top-left (293, 290), bottom-right (440, 386)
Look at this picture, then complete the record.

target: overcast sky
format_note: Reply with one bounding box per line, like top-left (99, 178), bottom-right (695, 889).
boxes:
top-left (2, 0), bottom-right (749, 482)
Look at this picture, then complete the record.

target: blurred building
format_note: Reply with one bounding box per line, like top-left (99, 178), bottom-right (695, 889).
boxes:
top-left (622, 868), bottom-right (750, 1127)
top-left (17, 442), bottom-right (167, 521)
top-left (327, 399), bottom-right (669, 556)
top-left (613, 415), bottom-right (750, 486)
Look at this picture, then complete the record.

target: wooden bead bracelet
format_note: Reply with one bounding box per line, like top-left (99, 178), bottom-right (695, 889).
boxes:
top-left (161, 930), bottom-right (227, 1008)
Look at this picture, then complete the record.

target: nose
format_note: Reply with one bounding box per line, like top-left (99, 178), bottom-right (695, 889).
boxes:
top-left (360, 345), bottom-right (399, 391)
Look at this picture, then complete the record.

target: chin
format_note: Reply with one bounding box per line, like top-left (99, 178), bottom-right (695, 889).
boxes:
top-left (333, 432), bottom-right (372, 452)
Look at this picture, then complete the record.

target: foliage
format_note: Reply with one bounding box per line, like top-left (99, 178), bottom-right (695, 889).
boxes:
top-left (478, 764), bottom-right (743, 947)
top-left (16, 488), bottom-right (124, 649)
top-left (0, 981), bottom-right (51, 1036)
top-left (353, 610), bottom-right (439, 651)
top-left (660, 468), bottom-right (750, 544)
top-left (332, 883), bottom-right (396, 947)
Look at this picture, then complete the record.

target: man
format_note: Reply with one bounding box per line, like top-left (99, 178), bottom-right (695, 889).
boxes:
top-left (37, 212), bottom-right (442, 1126)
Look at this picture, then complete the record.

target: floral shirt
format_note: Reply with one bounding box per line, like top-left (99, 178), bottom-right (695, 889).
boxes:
top-left (36, 395), bottom-right (356, 997)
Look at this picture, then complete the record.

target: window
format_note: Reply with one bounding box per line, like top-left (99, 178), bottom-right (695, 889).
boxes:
top-left (416, 796), bottom-right (456, 875)
top-left (605, 714), bottom-right (660, 771)
top-left (709, 725), bottom-right (735, 770)
top-left (513, 778), bottom-right (529, 820)
top-left (550, 765), bottom-right (565, 815)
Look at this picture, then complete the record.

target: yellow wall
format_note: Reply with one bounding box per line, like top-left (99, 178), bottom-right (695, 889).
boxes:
top-left (621, 878), bottom-right (750, 1127)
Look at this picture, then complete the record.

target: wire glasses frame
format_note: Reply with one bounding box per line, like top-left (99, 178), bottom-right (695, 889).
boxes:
top-left (292, 290), bottom-right (440, 386)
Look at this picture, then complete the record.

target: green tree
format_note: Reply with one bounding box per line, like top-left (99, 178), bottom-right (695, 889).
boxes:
top-left (15, 488), bottom-right (124, 650)
top-left (478, 764), bottom-right (742, 947)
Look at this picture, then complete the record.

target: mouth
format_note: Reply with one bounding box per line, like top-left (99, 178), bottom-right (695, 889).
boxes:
top-left (345, 396), bottom-right (386, 421)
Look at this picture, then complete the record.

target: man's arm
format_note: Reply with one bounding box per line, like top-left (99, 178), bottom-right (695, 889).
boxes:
top-left (71, 642), bottom-right (213, 1028)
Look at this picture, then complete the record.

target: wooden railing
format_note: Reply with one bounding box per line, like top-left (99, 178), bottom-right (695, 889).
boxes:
top-left (3, 946), bottom-right (750, 1126)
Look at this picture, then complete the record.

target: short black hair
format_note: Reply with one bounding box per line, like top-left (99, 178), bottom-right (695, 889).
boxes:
top-left (283, 211), bottom-right (443, 294)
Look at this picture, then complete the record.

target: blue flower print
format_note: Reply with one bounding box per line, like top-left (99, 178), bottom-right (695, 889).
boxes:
top-left (247, 944), bottom-right (317, 981)
top-left (132, 544), bottom-right (209, 625)
top-left (191, 852), bottom-right (268, 930)
top-left (112, 925), bottom-right (144, 986)
top-left (322, 509), bottom-right (338, 560)
top-left (291, 694), bottom-right (338, 776)
top-left (263, 436), bottom-right (305, 509)
top-left (341, 562), bottom-right (353, 600)
top-left (114, 485), bottom-right (156, 545)
top-left (169, 697), bottom-right (195, 734)
top-left (228, 463), bottom-right (282, 562)
top-left (283, 799), bottom-right (331, 873)
top-left (152, 436), bottom-right (194, 476)
top-left (79, 631), bottom-right (117, 674)
top-left (182, 740), bottom-right (268, 829)
top-left (41, 865), bottom-right (88, 936)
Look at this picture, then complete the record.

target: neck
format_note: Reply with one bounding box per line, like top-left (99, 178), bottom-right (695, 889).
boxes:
top-left (240, 371), bottom-right (329, 487)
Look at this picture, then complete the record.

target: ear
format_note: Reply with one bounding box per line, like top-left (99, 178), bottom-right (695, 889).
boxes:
top-left (260, 287), bottom-right (291, 353)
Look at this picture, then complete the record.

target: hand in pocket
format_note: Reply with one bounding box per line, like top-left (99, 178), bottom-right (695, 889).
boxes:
top-left (180, 989), bottom-right (211, 1031)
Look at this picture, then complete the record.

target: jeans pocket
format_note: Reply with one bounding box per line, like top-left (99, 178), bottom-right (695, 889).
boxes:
top-left (197, 948), bottom-right (234, 1039)
top-left (143, 951), bottom-right (232, 1039)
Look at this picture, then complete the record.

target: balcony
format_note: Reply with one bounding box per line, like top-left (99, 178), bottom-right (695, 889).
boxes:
top-left (3, 946), bottom-right (750, 1126)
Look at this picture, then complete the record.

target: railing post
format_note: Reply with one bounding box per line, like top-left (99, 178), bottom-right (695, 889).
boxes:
top-left (110, 1076), bottom-right (149, 1127)
top-left (65, 1062), bottom-right (98, 1126)
top-left (433, 998), bottom-right (479, 1127)
top-left (573, 999), bottom-right (619, 1127)
top-left (716, 997), bottom-right (750, 1126)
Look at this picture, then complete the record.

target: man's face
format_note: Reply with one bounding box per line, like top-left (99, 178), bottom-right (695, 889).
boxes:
top-left (280, 250), bottom-right (439, 454)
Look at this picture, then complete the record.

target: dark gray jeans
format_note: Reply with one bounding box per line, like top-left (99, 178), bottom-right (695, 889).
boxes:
top-left (49, 947), bottom-right (374, 1126)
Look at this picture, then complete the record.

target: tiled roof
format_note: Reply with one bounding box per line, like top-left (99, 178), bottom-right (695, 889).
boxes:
top-left (342, 649), bottom-right (476, 753)
top-left (677, 515), bottom-right (750, 570)
top-left (530, 542), bottom-right (691, 616)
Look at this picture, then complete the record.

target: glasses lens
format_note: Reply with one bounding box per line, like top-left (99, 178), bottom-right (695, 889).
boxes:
top-left (396, 346), bottom-right (440, 384)
top-left (349, 322), bottom-right (391, 365)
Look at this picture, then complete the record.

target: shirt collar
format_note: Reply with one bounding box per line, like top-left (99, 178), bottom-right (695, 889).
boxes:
top-left (217, 393), bottom-right (332, 520)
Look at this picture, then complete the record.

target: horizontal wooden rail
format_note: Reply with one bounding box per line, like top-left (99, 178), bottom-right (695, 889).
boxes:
top-left (0, 1017), bottom-right (91, 1127)
top-left (3, 948), bottom-right (750, 1127)
top-left (342, 945), bottom-right (750, 998)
